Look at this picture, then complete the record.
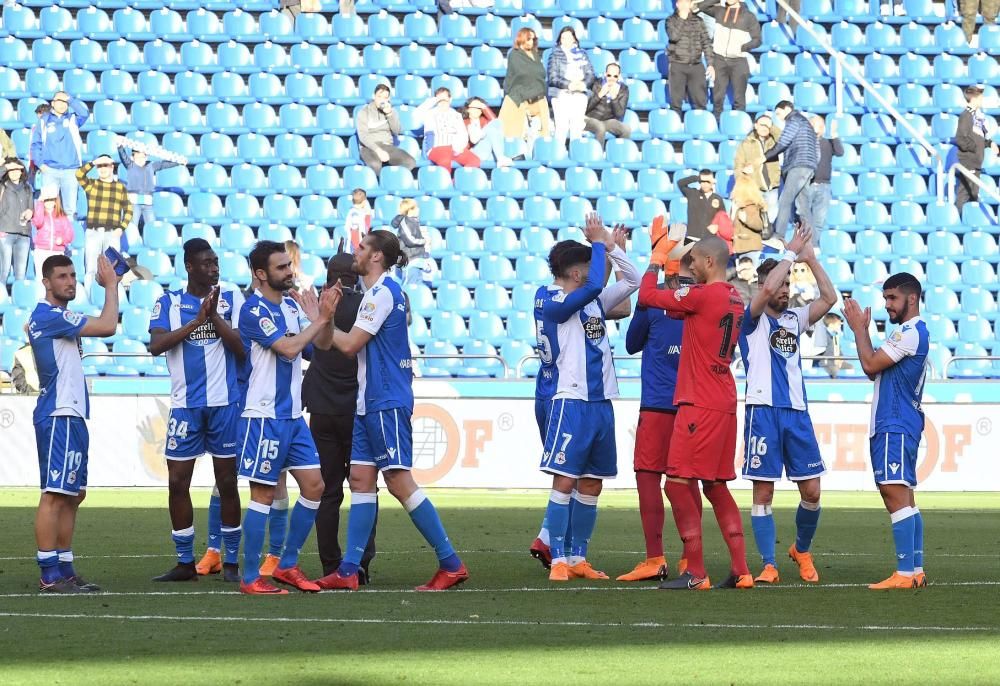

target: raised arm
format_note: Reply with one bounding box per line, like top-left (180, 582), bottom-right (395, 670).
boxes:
top-left (543, 242), bottom-right (607, 323)
top-left (624, 305), bottom-right (651, 355)
top-left (80, 257), bottom-right (121, 338)
top-left (799, 242), bottom-right (838, 326)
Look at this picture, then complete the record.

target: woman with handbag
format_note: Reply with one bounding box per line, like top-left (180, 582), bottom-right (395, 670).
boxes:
top-left (730, 172), bottom-right (769, 264)
top-left (498, 28), bottom-right (551, 158)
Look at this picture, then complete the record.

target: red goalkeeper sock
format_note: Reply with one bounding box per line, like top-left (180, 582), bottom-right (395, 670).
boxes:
top-left (636, 471), bottom-right (665, 559)
top-left (703, 482), bottom-right (750, 576)
top-left (664, 480), bottom-right (705, 578)
top-left (689, 480), bottom-right (703, 518)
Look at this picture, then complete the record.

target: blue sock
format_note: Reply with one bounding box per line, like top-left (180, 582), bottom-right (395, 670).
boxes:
top-left (568, 492), bottom-right (598, 560)
top-left (404, 490), bottom-right (461, 572)
top-left (221, 526), bottom-right (241, 566)
top-left (37, 550), bottom-right (60, 584)
top-left (537, 511), bottom-right (549, 544)
top-left (795, 501), bottom-right (821, 553)
top-left (564, 490), bottom-right (576, 552)
top-left (890, 507), bottom-right (916, 574)
top-left (912, 507), bottom-right (924, 571)
top-left (338, 492), bottom-right (378, 577)
top-left (57, 549), bottom-right (77, 579)
top-left (278, 497), bottom-right (320, 570)
top-left (172, 526), bottom-right (195, 564)
top-left (206, 489), bottom-right (222, 551)
top-left (241, 502), bottom-right (270, 584)
top-left (267, 498), bottom-right (289, 557)
top-left (544, 490), bottom-right (572, 561)
top-left (751, 504), bottom-right (777, 566)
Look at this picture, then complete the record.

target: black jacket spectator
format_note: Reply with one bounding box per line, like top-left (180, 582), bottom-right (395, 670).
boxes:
top-left (679, 173), bottom-right (726, 240)
top-left (667, 12), bottom-right (712, 65)
top-left (503, 48), bottom-right (547, 106)
top-left (700, 0), bottom-right (762, 117)
top-left (585, 81), bottom-right (628, 122)
top-left (956, 106), bottom-right (990, 170)
top-left (813, 137), bottom-right (845, 184)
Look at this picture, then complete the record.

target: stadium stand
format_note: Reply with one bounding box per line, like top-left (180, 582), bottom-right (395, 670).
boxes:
top-left (0, 0), bottom-right (997, 382)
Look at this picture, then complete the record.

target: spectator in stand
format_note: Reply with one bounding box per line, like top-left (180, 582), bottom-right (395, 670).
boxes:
top-left (547, 27), bottom-right (596, 146)
top-left (356, 84), bottom-right (416, 176)
top-left (344, 188), bottom-right (372, 253)
top-left (799, 116), bottom-right (843, 238)
top-left (764, 100), bottom-right (818, 241)
top-left (116, 137), bottom-right (186, 251)
top-left (961, 1), bottom-right (997, 45)
top-left (463, 97), bottom-right (514, 167)
top-left (812, 312), bottom-right (852, 378)
top-left (418, 88), bottom-right (478, 173)
top-left (0, 127), bottom-right (14, 160)
top-left (76, 155), bottom-right (132, 276)
top-left (955, 84), bottom-right (998, 212)
top-left (30, 91), bottom-right (90, 221)
top-left (666, 0), bottom-right (714, 114)
top-left (734, 113), bottom-right (781, 222)
top-left (26, 104), bottom-right (50, 187)
top-left (776, 0), bottom-right (801, 33)
top-left (730, 172), bottom-right (769, 264)
top-left (678, 169), bottom-right (727, 240)
top-left (499, 28), bottom-right (550, 158)
top-left (693, 0), bottom-right (761, 119)
top-left (583, 62), bottom-right (632, 146)
top-left (0, 160), bottom-right (34, 284)
top-left (707, 205), bottom-right (735, 256)
top-left (391, 198), bottom-right (430, 285)
top-left (31, 185), bottom-right (74, 282)
top-left (789, 261), bottom-right (819, 308)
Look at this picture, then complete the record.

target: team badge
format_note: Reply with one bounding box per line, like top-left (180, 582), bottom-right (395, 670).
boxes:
top-left (890, 331), bottom-right (903, 342)
top-left (554, 452), bottom-right (566, 465)
top-left (62, 310), bottom-right (84, 326)
top-left (711, 198), bottom-right (720, 208)
top-left (259, 318), bottom-right (278, 336)
top-left (260, 460), bottom-right (272, 474)
top-left (750, 457), bottom-right (761, 469)
top-left (67, 471), bottom-right (77, 485)
top-left (167, 437), bottom-right (178, 450)
top-left (217, 297), bottom-right (230, 315)
top-left (674, 286), bottom-right (690, 300)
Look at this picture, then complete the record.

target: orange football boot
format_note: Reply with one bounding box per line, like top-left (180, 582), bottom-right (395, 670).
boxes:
top-left (272, 565), bottom-right (321, 592)
top-left (754, 564), bottom-right (780, 584)
top-left (869, 572), bottom-right (918, 590)
top-left (788, 545), bottom-right (819, 583)
top-left (258, 554), bottom-right (280, 577)
top-left (549, 561), bottom-right (571, 582)
top-left (195, 549), bottom-right (222, 575)
top-left (569, 561), bottom-right (609, 580)
top-left (616, 556), bottom-right (668, 582)
top-left (240, 578), bottom-right (288, 595)
top-left (914, 571), bottom-right (927, 587)
top-left (416, 564), bottom-right (470, 591)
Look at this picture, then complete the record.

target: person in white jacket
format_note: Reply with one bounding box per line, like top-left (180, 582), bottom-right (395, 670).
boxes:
top-left (418, 88), bottom-right (479, 173)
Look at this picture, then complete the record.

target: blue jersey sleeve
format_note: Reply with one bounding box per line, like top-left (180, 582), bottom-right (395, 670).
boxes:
top-left (241, 301), bottom-right (286, 349)
top-left (741, 305), bottom-right (760, 335)
top-left (541, 242), bottom-right (606, 324)
top-left (32, 306), bottom-right (87, 341)
top-left (625, 306), bottom-right (651, 355)
top-left (148, 294), bottom-right (171, 333)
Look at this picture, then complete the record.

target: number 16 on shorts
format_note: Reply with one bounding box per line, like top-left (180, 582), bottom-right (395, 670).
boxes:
top-left (741, 406), bottom-right (826, 482)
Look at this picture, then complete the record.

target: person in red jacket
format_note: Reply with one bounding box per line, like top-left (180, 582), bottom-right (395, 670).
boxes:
top-left (31, 185), bottom-right (75, 282)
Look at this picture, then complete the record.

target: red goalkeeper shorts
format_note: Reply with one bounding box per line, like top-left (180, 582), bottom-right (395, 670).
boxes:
top-left (666, 405), bottom-right (738, 481)
top-left (633, 409), bottom-right (676, 473)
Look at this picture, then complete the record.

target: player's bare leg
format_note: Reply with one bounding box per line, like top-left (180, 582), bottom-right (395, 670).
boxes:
top-left (870, 483), bottom-right (919, 590)
top-left (702, 480), bottom-right (753, 589)
top-left (750, 480), bottom-right (780, 583)
top-left (565, 477), bottom-right (609, 581)
top-left (788, 478), bottom-right (821, 583)
top-left (260, 471), bottom-right (289, 577)
top-left (153, 459), bottom-right (200, 582)
top-left (269, 468), bottom-right (323, 593)
top-left (211, 456), bottom-right (241, 582)
top-left (659, 476), bottom-right (711, 590)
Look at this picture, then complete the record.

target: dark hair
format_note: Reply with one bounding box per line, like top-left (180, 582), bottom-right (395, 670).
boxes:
top-left (36, 103), bottom-right (50, 115)
top-left (367, 229), bottom-right (408, 268)
top-left (699, 169), bottom-right (714, 178)
top-left (548, 240), bottom-right (590, 278)
top-left (605, 62), bottom-right (621, 74)
top-left (435, 87), bottom-right (451, 97)
top-left (249, 240), bottom-right (286, 274)
top-left (883, 272), bottom-right (922, 298)
top-left (373, 84), bottom-right (390, 97)
top-left (774, 100), bottom-right (794, 112)
top-left (756, 257), bottom-right (781, 283)
top-left (183, 238), bottom-right (213, 262)
top-left (352, 187), bottom-right (366, 196)
top-left (556, 27), bottom-right (579, 46)
top-left (42, 254), bottom-right (73, 279)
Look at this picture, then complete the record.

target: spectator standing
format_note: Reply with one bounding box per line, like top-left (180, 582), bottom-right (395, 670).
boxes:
top-left (499, 28), bottom-right (551, 157)
top-left (0, 160), bottom-right (34, 284)
top-left (730, 172), bottom-right (768, 261)
top-left (955, 85), bottom-right (998, 213)
top-left (302, 254), bottom-right (377, 582)
top-left (734, 113), bottom-right (781, 221)
top-left (584, 63), bottom-right (632, 145)
top-left (961, 0), bottom-right (996, 44)
top-left (356, 85), bottom-right (417, 176)
top-left (117, 138), bottom-right (186, 251)
top-left (799, 116), bottom-right (843, 237)
top-left (678, 169), bottom-right (727, 240)
top-left (26, 104), bottom-right (50, 187)
top-left (31, 185), bottom-right (74, 281)
top-left (344, 188), bottom-right (373, 253)
top-left (764, 100), bottom-right (818, 240)
top-left (463, 98), bottom-right (513, 167)
top-left (29, 91), bottom-right (90, 220)
top-left (0, 127), bottom-right (14, 160)
top-left (666, 0), bottom-right (714, 114)
top-left (76, 156), bottom-right (133, 276)
top-left (391, 198), bottom-right (430, 285)
top-left (789, 261), bottom-right (819, 308)
top-left (417, 88), bottom-right (478, 172)
top-left (547, 27), bottom-right (596, 145)
top-left (695, 0), bottom-right (761, 119)
top-left (812, 312), bottom-right (852, 378)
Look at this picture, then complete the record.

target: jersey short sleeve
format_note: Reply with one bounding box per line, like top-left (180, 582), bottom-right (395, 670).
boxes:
top-left (148, 294), bottom-right (171, 332)
top-left (880, 324), bottom-right (921, 363)
top-left (226, 288), bottom-right (245, 328)
top-left (241, 301), bottom-right (286, 349)
top-left (354, 285), bottom-right (394, 336)
top-left (741, 304), bottom-right (760, 335)
top-left (33, 306), bottom-right (87, 340)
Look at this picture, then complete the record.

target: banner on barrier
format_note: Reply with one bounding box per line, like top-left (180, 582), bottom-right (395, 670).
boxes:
top-left (0, 396), bottom-right (996, 490)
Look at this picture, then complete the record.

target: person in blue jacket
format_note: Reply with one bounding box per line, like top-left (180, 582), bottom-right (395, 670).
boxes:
top-left (29, 92), bottom-right (89, 222)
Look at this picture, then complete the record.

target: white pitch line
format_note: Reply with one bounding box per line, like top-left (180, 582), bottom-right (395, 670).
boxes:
top-left (2, 581), bottom-right (998, 599)
top-left (0, 611), bottom-right (994, 633)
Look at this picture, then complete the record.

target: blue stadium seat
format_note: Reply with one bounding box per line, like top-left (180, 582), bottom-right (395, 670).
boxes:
top-left (283, 103), bottom-right (321, 135)
top-left (219, 251), bottom-right (251, 286)
top-left (436, 283), bottom-right (475, 317)
top-left (926, 201), bottom-right (961, 230)
top-left (682, 139), bottom-right (719, 168)
top-left (565, 166), bottom-right (600, 198)
top-left (486, 196), bottom-right (524, 228)
top-left (923, 285), bottom-right (960, 317)
top-left (253, 223), bottom-right (292, 245)
top-left (220, 223), bottom-right (255, 254)
top-left (11, 280), bottom-right (43, 310)
top-left (926, 258), bottom-right (962, 287)
top-left (962, 260), bottom-right (998, 290)
top-left (461, 339), bottom-right (504, 377)
top-left (404, 283), bottom-right (435, 318)
top-left (440, 254), bottom-right (477, 284)
top-left (2, 308), bottom-right (31, 343)
top-left (961, 287), bottom-right (998, 320)
top-left (452, 167), bottom-right (488, 197)
top-left (926, 230), bottom-right (962, 262)
top-left (962, 203), bottom-right (1000, 229)
top-left (249, 72), bottom-right (287, 105)
top-left (430, 312), bottom-right (470, 347)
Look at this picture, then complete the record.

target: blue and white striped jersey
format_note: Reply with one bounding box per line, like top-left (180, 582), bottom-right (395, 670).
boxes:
top-left (738, 304), bottom-right (811, 410)
top-left (239, 291), bottom-right (312, 420)
top-left (28, 301), bottom-right (89, 425)
top-left (354, 272), bottom-right (413, 415)
top-left (871, 316), bottom-right (930, 439)
top-left (149, 288), bottom-right (244, 409)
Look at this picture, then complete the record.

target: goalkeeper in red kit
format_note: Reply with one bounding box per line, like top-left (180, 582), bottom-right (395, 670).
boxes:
top-left (637, 225), bottom-right (753, 590)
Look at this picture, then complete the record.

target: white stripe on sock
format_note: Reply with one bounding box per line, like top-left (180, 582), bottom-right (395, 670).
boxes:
top-left (248, 501), bottom-right (271, 515)
top-left (352, 492), bottom-right (378, 506)
top-left (58, 551), bottom-right (74, 562)
top-left (171, 526), bottom-right (195, 538)
top-left (549, 490), bottom-right (571, 505)
top-left (751, 504), bottom-right (768, 517)
top-left (799, 500), bottom-right (821, 511)
top-left (211, 485), bottom-right (220, 497)
top-left (403, 489), bottom-right (427, 513)
top-left (220, 526), bottom-right (241, 534)
top-left (890, 506), bottom-right (915, 524)
top-left (572, 492), bottom-right (599, 506)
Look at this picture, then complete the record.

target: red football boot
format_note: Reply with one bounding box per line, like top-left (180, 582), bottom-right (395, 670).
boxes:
top-left (415, 564), bottom-right (470, 591)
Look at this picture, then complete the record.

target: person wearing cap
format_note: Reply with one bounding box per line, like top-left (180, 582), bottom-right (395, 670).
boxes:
top-left (29, 91), bottom-right (90, 221)
top-left (302, 254), bottom-right (378, 584)
top-left (31, 185), bottom-right (75, 283)
top-left (734, 113), bottom-right (782, 223)
top-left (955, 84), bottom-right (999, 212)
top-left (116, 136), bottom-right (186, 252)
top-left (76, 156), bottom-right (133, 277)
top-left (960, 0), bottom-right (998, 46)
top-left (0, 160), bottom-right (35, 284)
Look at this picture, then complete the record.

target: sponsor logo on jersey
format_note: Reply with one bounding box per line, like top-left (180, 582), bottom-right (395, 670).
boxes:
top-left (584, 316), bottom-right (606, 341)
top-left (259, 318), bottom-right (278, 336)
top-left (62, 310), bottom-right (84, 326)
top-left (187, 320), bottom-right (220, 346)
top-left (769, 328), bottom-right (798, 358)
top-left (891, 330), bottom-right (903, 342)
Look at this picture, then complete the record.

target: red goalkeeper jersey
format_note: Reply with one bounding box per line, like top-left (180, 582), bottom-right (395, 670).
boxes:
top-left (638, 272), bottom-right (744, 413)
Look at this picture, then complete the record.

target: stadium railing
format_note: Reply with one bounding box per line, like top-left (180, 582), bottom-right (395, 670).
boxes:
top-left (944, 355), bottom-right (1000, 379)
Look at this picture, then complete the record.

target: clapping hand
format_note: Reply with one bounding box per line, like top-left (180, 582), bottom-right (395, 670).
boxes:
top-left (583, 212), bottom-right (606, 245)
top-left (291, 288), bottom-right (321, 322)
top-left (786, 224), bottom-right (813, 254)
top-left (612, 224), bottom-right (628, 251)
top-left (842, 297), bottom-right (870, 334)
top-left (194, 286), bottom-right (219, 326)
top-left (95, 255), bottom-right (121, 288)
top-left (319, 284), bottom-right (342, 322)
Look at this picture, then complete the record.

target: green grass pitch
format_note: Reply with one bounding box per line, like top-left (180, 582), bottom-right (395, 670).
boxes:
top-left (1, 488), bottom-right (997, 685)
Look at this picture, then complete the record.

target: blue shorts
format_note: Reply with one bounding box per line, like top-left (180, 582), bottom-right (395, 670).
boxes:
top-left (351, 408), bottom-right (413, 471)
top-left (165, 404), bottom-right (241, 460)
top-left (871, 432), bottom-right (919, 487)
top-left (237, 416), bottom-right (320, 485)
top-left (540, 398), bottom-right (618, 480)
top-left (535, 397), bottom-right (552, 444)
top-left (742, 405), bottom-right (826, 482)
top-left (35, 416), bottom-right (89, 496)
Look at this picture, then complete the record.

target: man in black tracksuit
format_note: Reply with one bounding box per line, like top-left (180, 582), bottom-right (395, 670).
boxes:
top-left (955, 84), bottom-right (999, 212)
top-left (303, 253), bottom-right (377, 583)
top-left (666, 0), bottom-right (714, 114)
top-left (678, 169), bottom-right (727, 240)
top-left (695, 0), bottom-right (761, 119)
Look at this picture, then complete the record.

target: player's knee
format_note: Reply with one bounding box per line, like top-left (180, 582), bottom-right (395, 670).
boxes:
top-left (215, 471), bottom-right (238, 497)
top-left (384, 470), bottom-right (416, 500)
top-left (167, 471), bottom-right (192, 493)
top-left (799, 482), bottom-right (821, 504)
